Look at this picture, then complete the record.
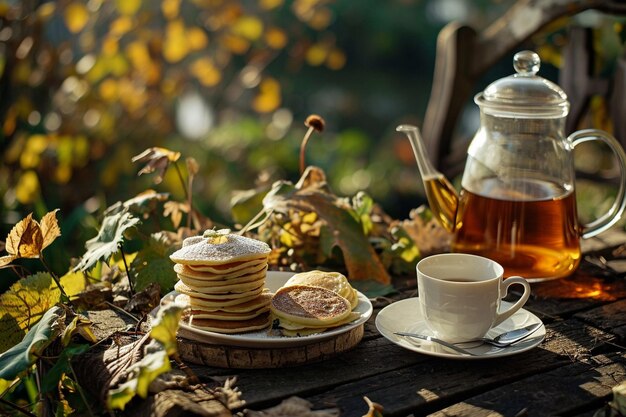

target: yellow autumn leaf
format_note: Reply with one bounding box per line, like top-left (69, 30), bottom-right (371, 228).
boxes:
top-left (116, 0), bottom-right (141, 16)
top-left (110, 16), bottom-right (133, 36)
top-left (187, 27), bottom-right (209, 50)
top-left (15, 171), bottom-right (40, 205)
top-left (40, 209), bottom-right (61, 251)
top-left (5, 213), bottom-right (43, 259)
top-left (102, 35), bottom-right (119, 56)
top-left (64, 2), bottom-right (89, 34)
top-left (163, 20), bottom-right (188, 63)
top-left (190, 58), bottom-right (221, 87)
top-left (265, 27), bottom-right (287, 49)
top-left (260, 0), bottom-right (283, 10)
top-left (252, 77), bottom-right (281, 113)
top-left (326, 48), bottom-right (346, 70)
top-left (222, 34), bottom-right (249, 54)
top-left (99, 78), bottom-right (119, 102)
top-left (162, 0), bottom-right (181, 20)
top-left (232, 16), bottom-right (263, 41)
top-left (306, 43), bottom-right (328, 66)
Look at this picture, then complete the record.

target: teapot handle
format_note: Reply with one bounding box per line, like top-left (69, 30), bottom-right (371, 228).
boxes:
top-left (568, 129), bottom-right (626, 239)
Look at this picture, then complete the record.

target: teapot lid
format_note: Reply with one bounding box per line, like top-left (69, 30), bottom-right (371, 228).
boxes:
top-left (474, 50), bottom-right (569, 118)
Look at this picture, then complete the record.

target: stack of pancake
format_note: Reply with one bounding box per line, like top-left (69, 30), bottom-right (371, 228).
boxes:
top-left (270, 270), bottom-right (360, 337)
top-left (170, 230), bottom-right (273, 334)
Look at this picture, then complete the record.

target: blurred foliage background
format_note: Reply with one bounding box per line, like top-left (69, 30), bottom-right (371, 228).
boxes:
top-left (1, 0), bottom-right (626, 286)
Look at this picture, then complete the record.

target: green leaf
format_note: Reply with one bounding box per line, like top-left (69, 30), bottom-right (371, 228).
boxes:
top-left (0, 272), bottom-right (65, 353)
top-left (131, 232), bottom-right (178, 293)
top-left (40, 344), bottom-right (90, 393)
top-left (75, 208), bottom-right (140, 272)
top-left (350, 280), bottom-right (396, 298)
top-left (0, 306), bottom-right (64, 381)
top-left (107, 342), bottom-right (170, 410)
top-left (149, 300), bottom-right (185, 356)
top-left (352, 191), bottom-right (374, 235)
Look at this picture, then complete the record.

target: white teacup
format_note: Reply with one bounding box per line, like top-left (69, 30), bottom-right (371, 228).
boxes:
top-left (417, 253), bottom-right (531, 343)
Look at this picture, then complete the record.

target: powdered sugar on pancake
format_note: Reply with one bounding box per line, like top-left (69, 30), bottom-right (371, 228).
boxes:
top-left (170, 233), bottom-right (271, 265)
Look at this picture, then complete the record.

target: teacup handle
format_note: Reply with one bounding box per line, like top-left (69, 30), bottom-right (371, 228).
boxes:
top-left (568, 129), bottom-right (626, 239)
top-left (493, 276), bottom-right (531, 328)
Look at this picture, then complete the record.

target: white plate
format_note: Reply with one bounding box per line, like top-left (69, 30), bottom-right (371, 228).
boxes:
top-left (162, 270), bottom-right (373, 348)
top-left (375, 297), bottom-right (545, 359)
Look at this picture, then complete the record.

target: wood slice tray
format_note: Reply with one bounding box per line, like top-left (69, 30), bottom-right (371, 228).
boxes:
top-left (177, 324), bottom-right (364, 368)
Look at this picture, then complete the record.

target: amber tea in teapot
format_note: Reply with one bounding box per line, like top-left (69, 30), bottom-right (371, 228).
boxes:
top-left (400, 51), bottom-right (626, 282)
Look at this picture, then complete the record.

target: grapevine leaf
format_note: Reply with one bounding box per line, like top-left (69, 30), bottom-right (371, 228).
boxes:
top-left (107, 342), bottom-right (171, 410)
top-left (149, 300), bottom-right (185, 356)
top-left (131, 147), bottom-right (181, 184)
top-left (40, 209), bottom-right (61, 252)
top-left (5, 213), bottom-right (43, 259)
top-left (131, 232), bottom-right (178, 293)
top-left (0, 272), bottom-right (65, 353)
top-left (75, 208), bottom-right (140, 272)
top-left (0, 306), bottom-right (64, 381)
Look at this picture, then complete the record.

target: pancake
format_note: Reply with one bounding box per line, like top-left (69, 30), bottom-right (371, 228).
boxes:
top-left (170, 231), bottom-right (271, 266)
top-left (177, 276), bottom-right (265, 294)
top-left (188, 292), bottom-right (272, 312)
top-left (270, 285), bottom-right (352, 326)
top-left (187, 311), bottom-right (271, 333)
top-left (174, 281), bottom-right (263, 307)
top-left (188, 304), bottom-right (270, 321)
top-left (284, 270), bottom-right (359, 309)
top-left (174, 262), bottom-right (267, 280)
top-left (186, 258), bottom-right (267, 274)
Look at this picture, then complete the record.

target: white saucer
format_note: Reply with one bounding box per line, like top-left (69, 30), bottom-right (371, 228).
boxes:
top-left (160, 271), bottom-right (373, 348)
top-left (375, 297), bottom-right (545, 360)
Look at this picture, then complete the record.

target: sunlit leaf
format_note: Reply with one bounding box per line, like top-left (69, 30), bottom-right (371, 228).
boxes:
top-left (107, 341), bottom-right (170, 410)
top-left (163, 201), bottom-right (189, 229)
top-left (306, 43), bottom-right (328, 66)
top-left (161, 0), bottom-right (181, 19)
top-left (5, 213), bottom-right (43, 258)
top-left (75, 208), bottom-right (140, 272)
top-left (191, 58), bottom-right (222, 87)
top-left (131, 232), bottom-right (177, 293)
top-left (15, 170), bottom-right (40, 204)
top-left (222, 34), bottom-right (250, 54)
top-left (0, 272), bottom-right (65, 348)
top-left (40, 209), bottom-right (61, 251)
top-left (64, 2), bottom-right (89, 33)
top-left (260, 0), bottom-right (283, 10)
top-left (132, 147), bottom-right (181, 184)
top-left (0, 306), bottom-right (64, 381)
top-left (61, 315), bottom-right (96, 346)
top-left (116, 0), bottom-right (141, 16)
top-left (36, 2), bottom-right (56, 22)
top-left (265, 27), bottom-right (287, 49)
top-left (149, 300), bottom-right (185, 356)
top-left (110, 16), bottom-right (133, 36)
top-left (163, 20), bottom-right (188, 63)
top-left (252, 77), bottom-right (281, 113)
top-left (232, 16), bottom-right (263, 41)
top-left (187, 27), bottom-right (209, 50)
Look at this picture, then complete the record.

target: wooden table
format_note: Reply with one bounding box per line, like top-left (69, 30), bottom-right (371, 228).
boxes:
top-left (187, 229), bottom-right (626, 417)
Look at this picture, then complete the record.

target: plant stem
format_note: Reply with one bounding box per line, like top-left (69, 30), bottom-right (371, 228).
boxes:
top-left (0, 398), bottom-right (38, 417)
top-left (104, 301), bottom-right (140, 323)
top-left (40, 254), bottom-right (72, 305)
top-left (68, 362), bottom-right (95, 417)
top-left (299, 127), bottom-right (315, 175)
top-left (119, 245), bottom-right (134, 296)
top-left (187, 173), bottom-right (194, 230)
top-left (174, 162), bottom-right (190, 201)
top-left (238, 209), bottom-right (270, 235)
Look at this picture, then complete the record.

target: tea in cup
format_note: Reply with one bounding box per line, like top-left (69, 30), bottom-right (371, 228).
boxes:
top-left (417, 253), bottom-right (531, 343)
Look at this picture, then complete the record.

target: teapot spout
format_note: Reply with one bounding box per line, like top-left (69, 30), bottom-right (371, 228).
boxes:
top-left (396, 124), bottom-right (459, 233)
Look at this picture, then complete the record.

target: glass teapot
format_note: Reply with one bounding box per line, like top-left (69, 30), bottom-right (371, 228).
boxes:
top-left (397, 50), bottom-right (626, 282)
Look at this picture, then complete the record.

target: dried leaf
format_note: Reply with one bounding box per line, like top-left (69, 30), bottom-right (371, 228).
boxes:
top-left (5, 213), bottom-right (43, 259)
top-left (75, 208), bottom-right (140, 272)
top-left (40, 209), bottom-right (61, 251)
top-left (132, 147), bottom-right (181, 184)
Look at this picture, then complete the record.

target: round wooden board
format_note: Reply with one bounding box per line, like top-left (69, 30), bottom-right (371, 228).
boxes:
top-left (177, 324), bottom-right (364, 369)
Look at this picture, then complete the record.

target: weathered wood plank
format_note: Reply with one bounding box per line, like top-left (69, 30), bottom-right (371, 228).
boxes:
top-left (428, 353), bottom-right (626, 417)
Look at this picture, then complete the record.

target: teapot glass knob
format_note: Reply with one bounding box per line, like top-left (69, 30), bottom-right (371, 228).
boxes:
top-left (513, 50), bottom-right (540, 76)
